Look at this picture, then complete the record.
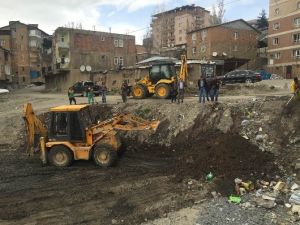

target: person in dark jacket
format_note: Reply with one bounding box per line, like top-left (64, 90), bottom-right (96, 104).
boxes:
top-left (177, 78), bottom-right (185, 103)
top-left (205, 79), bottom-right (211, 102)
top-left (121, 81), bottom-right (128, 103)
top-left (210, 78), bottom-right (220, 102)
top-left (198, 76), bottom-right (207, 103)
top-left (170, 78), bottom-right (178, 103)
top-left (100, 82), bottom-right (107, 103)
top-left (68, 87), bottom-right (76, 105)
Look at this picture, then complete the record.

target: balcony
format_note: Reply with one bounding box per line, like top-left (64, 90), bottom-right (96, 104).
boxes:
top-left (57, 42), bottom-right (69, 49)
top-left (258, 47), bottom-right (268, 58)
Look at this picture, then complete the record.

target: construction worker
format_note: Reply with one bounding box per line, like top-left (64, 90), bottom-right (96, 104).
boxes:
top-left (68, 87), bottom-right (76, 105)
top-left (87, 87), bottom-right (94, 104)
top-left (170, 78), bottom-right (178, 103)
top-left (121, 81), bottom-right (128, 103)
top-left (210, 78), bottom-right (220, 102)
top-left (177, 78), bottom-right (184, 103)
top-left (100, 82), bottom-right (107, 103)
top-left (198, 76), bottom-right (207, 103)
top-left (291, 77), bottom-right (300, 97)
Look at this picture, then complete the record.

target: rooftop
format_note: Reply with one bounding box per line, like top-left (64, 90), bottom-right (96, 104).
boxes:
top-left (152, 4), bottom-right (209, 17)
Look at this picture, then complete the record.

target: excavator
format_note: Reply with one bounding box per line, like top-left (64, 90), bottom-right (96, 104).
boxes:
top-left (23, 103), bottom-right (159, 167)
top-left (132, 55), bottom-right (188, 99)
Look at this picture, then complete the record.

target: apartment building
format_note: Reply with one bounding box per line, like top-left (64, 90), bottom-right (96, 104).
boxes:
top-left (0, 46), bottom-right (11, 87)
top-left (48, 27), bottom-right (136, 90)
top-left (0, 21), bottom-right (52, 86)
top-left (268, 0), bottom-right (300, 78)
top-left (151, 5), bottom-right (210, 56)
top-left (187, 19), bottom-right (260, 76)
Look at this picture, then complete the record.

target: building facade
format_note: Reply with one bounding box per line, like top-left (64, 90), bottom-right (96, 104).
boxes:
top-left (187, 19), bottom-right (260, 75)
top-left (268, 0), bottom-right (300, 78)
top-left (151, 5), bottom-right (210, 56)
top-left (0, 46), bottom-right (12, 87)
top-left (48, 27), bottom-right (136, 91)
top-left (0, 21), bottom-right (52, 86)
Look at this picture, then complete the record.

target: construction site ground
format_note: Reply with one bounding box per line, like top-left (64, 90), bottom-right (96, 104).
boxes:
top-left (0, 80), bottom-right (299, 225)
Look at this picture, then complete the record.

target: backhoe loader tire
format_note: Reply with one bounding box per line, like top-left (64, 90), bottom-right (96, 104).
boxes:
top-left (132, 84), bottom-right (147, 99)
top-left (48, 145), bottom-right (73, 167)
top-left (93, 144), bottom-right (117, 168)
top-left (155, 83), bottom-right (170, 99)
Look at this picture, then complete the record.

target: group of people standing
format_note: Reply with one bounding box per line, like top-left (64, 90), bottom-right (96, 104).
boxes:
top-left (170, 78), bottom-right (185, 103)
top-left (198, 77), bottom-right (220, 103)
top-left (67, 82), bottom-right (108, 105)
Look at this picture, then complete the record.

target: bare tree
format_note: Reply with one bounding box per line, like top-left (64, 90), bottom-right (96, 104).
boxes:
top-left (209, 0), bottom-right (225, 25)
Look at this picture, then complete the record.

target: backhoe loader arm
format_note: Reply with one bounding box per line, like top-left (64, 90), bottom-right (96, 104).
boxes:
top-left (179, 55), bottom-right (188, 81)
top-left (23, 103), bottom-right (47, 154)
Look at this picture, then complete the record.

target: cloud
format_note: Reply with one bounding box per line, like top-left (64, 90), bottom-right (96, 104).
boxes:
top-left (0, 0), bottom-right (172, 35)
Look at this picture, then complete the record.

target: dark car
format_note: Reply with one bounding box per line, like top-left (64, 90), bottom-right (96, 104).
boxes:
top-left (71, 81), bottom-right (100, 96)
top-left (218, 70), bottom-right (262, 84)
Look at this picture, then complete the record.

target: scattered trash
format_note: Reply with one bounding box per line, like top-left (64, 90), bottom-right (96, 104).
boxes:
top-left (206, 172), bottom-right (214, 181)
top-left (285, 203), bottom-right (292, 208)
top-left (229, 195), bottom-right (241, 204)
top-left (273, 181), bottom-right (286, 191)
top-left (255, 198), bottom-right (276, 209)
top-left (262, 194), bottom-right (276, 201)
top-left (292, 205), bottom-right (300, 215)
top-left (289, 192), bottom-right (300, 205)
top-left (241, 120), bottom-right (250, 127)
top-left (291, 183), bottom-right (299, 191)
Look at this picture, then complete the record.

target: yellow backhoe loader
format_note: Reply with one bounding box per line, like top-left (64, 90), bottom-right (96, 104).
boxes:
top-left (132, 55), bottom-right (188, 99)
top-left (23, 103), bottom-right (159, 167)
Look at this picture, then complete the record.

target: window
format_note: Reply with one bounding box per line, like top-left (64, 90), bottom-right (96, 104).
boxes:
top-left (179, 30), bottom-right (182, 34)
top-left (119, 39), bottom-right (124, 47)
top-left (294, 18), bottom-right (300, 27)
top-left (273, 22), bottom-right (280, 30)
top-left (273, 37), bottom-right (279, 45)
top-left (192, 47), bottom-right (196, 54)
top-left (293, 49), bottom-right (300, 58)
top-left (114, 57), bottom-right (119, 65)
top-left (234, 32), bottom-right (239, 40)
top-left (21, 35), bottom-right (23, 40)
top-left (101, 36), bottom-right (105, 41)
top-left (61, 35), bottom-right (64, 42)
top-left (114, 39), bottom-right (123, 47)
top-left (201, 46), bottom-right (206, 52)
top-left (274, 52), bottom-right (281, 59)
top-left (233, 45), bottom-right (238, 51)
top-left (293, 33), bottom-right (300, 43)
top-left (192, 33), bottom-right (197, 41)
top-left (298, 1), bottom-right (300, 9)
top-left (202, 30), bottom-right (207, 39)
top-left (114, 40), bottom-right (118, 47)
top-left (275, 8), bottom-right (279, 15)
top-left (179, 37), bottom-right (182, 42)
top-left (0, 40), bottom-right (5, 46)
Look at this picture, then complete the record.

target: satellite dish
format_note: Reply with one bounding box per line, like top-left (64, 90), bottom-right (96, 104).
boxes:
top-left (56, 58), bottom-right (61, 63)
top-left (80, 65), bottom-right (85, 72)
top-left (65, 58), bottom-right (70, 63)
top-left (212, 52), bottom-right (218, 57)
top-left (86, 65), bottom-right (92, 72)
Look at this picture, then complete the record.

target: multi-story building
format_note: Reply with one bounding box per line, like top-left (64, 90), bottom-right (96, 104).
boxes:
top-left (0, 21), bottom-right (52, 86)
top-left (268, 0), bottom-right (300, 78)
top-left (151, 4), bottom-right (211, 56)
top-left (187, 19), bottom-right (260, 76)
top-left (0, 46), bottom-right (12, 87)
top-left (48, 27), bottom-right (136, 90)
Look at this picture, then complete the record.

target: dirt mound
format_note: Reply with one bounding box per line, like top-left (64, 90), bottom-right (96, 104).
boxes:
top-left (173, 132), bottom-right (280, 195)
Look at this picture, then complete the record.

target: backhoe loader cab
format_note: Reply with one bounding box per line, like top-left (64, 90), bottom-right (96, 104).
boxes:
top-left (149, 62), bottom-right (176, 84)
top-left (23, 103), bottom-right (159, 168)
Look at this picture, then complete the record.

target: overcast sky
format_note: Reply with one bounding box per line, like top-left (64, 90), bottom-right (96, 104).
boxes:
top-left (0, 0), bottom-right (268, 44)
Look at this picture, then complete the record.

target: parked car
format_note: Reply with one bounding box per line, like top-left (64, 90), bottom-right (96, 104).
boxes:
top-left (218, 70), bottom-right (262, 84)
top-left (71, 81), bottom-right (100, 96)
